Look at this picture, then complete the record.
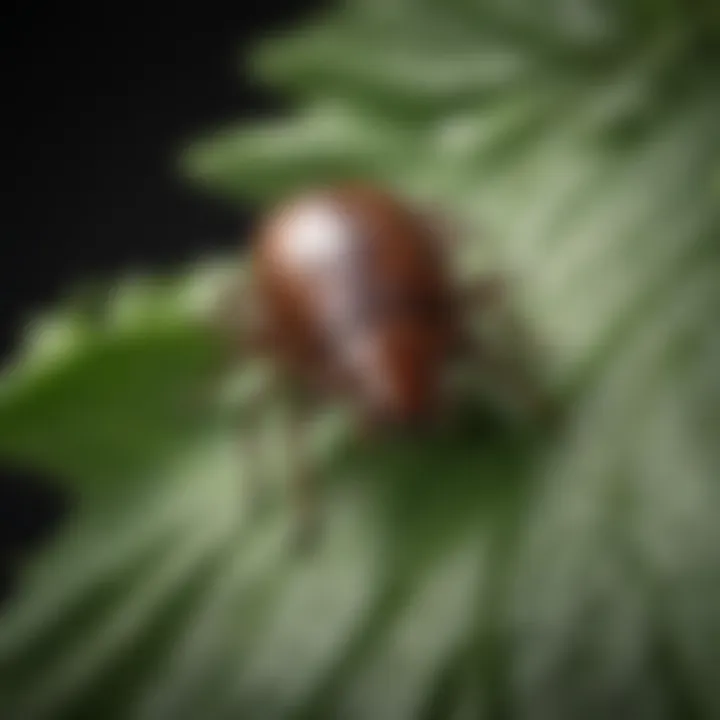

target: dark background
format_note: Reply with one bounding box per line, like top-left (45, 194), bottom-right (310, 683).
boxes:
top-left (1, 1), bottom-right (322, 604)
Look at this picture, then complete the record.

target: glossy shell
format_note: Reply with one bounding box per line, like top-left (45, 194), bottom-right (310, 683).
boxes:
top-left (252, 185), bottom-right (457, 426)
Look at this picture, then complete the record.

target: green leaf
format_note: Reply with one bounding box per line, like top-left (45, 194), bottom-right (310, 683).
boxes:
top-left (2, 0), bottom-right (720, 718)
top-left (181, 103), bottom-right (419, 202)
top-left (0, 264), bottom-right (232, 492)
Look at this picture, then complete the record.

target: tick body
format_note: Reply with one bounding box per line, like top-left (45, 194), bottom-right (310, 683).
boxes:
top-left (252, 185), bottom-right (457, 429)
top-left (220, 184), bottom-right (543, 548)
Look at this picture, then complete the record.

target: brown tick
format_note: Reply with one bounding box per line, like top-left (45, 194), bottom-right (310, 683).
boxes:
top-left (216, 184), bottom-right (546, 548)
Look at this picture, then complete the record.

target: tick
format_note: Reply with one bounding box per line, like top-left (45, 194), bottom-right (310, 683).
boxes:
top-left (216, 184), bottom-right (545, 548)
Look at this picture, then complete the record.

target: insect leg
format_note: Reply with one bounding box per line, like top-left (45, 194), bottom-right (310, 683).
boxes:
top-left (207, 274), bottom-right (280, 520)
top-left (454, 277), bottom-right (552, 422)
top-left (412, 203), bottom-right (468, 253)
top-left (236, 372), bottom-right (278, 521)
top-left (457, 275), bottom-right (507, 312)
top-left (455, 328), bottom-right (549, 422)
top-left (284, 382), bottom-right (324, 553)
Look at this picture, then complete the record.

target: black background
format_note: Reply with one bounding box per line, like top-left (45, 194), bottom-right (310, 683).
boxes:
top-left (1, 1), bottom-right (322, 604)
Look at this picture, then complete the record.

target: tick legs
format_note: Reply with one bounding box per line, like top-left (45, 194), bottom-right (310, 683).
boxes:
top-left (456, 276), bottom-right (550, 420)
top-left (456, 331), bottom-right (548, 419)
top-left (213, 279), bottom-right (325, 549)
top-left (234, 374), bottom-right (323, 552)
top-left (285, 385), bottom-right (323, 553)
top-left (456, 275), bottom-right (507, 314)
top-left (237, 385), bottom-right (273, 521)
